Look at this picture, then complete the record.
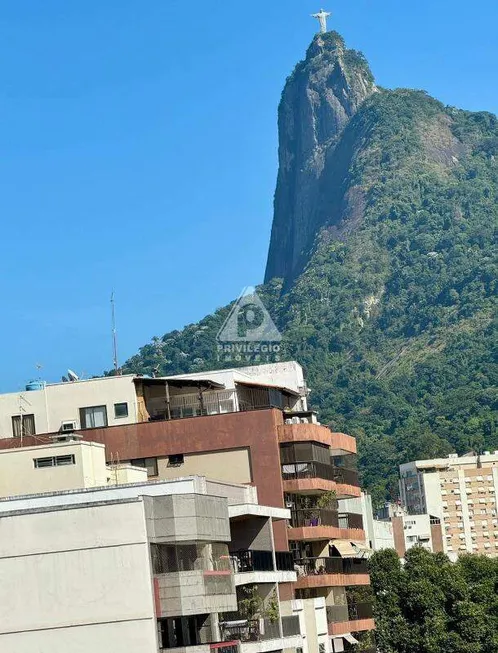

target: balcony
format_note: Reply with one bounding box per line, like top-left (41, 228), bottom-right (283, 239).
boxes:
top-left (327, 602), bottom-right (375, 636)
top-left (294, 557), bottom-right (370, 589)
top-left (220, 616), bottom-right (301, 647)
top-left (275, 551), bottom-right (295, 571)
top-left (296, 557), bottom-right (369, 575)
top-left (229, 550), bottom-right (296, 585)
top-left (155, 570), bottom-right (236, 618)
top-left (281, 462), bottom-right (361, 497)
top-left (221, 620), bottom-right (279, 643)
top-left (231, 550), bottom-right (273, 573)
top-left (287, 507), bottom-right (364, 541)
top-left (278, 419), bottom-right (357, 455)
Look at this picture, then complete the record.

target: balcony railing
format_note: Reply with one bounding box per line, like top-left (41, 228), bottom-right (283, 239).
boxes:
top-left (333, 467), bottom-right (359, 486)
top-left (220, 619), bottom-right (280, 642)
top-left (281, 461), bottom-right (359, 486)
top-left (230, 550), bottom-right (273, 573)
top-left (229, 550), bottom-right (295, 574)
top-left (290, 508), bottom-right (339, 528)
top-left (275, 551), bottom-right (295, 571)
top-left (211, 644), bottom-right (239, 653)
top-left (338, 512), bottom-right (364, 530)
top-left (348, 602), bottom-right (374, 620)
top-left (327, 602), bottom-right (374, 624)
top-left (282, 461), bottom-right (337, 482)
top-left (281, 615), bottom-right (301, 637)
top-left (289, 509), bottom-right (363, 531)
top-left (295, 557), bottom-right (369, 576)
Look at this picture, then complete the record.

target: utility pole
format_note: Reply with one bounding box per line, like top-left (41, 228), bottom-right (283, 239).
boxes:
top-left (111, 292), bottom-right (120, 375)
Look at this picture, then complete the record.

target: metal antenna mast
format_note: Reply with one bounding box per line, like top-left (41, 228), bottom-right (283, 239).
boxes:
top-left (111, 292), bottom-right (120, 375)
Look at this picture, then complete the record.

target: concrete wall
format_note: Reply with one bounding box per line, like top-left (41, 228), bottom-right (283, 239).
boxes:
top-left (0, 375), bottom-right (139, 438)
top-left (0, 498), bottom-right (158, 652)
top-left (0, 441), bottom-right (109, 497)
top-left (157, 448), bottom-right (252, 485)
top-left (230, 516), bottom-right (273, 551)
top-left (156, 569), bottom-right (237, 618)
top-left (290, 598), bottom-right (330, 653)
top-left (144, 494), bottom-right (231, 544)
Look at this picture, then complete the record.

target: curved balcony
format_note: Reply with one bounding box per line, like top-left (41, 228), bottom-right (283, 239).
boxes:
top-left (278, 416), bottom-right (357, 456)
top-left (294, 557), bottom-right (370, 589)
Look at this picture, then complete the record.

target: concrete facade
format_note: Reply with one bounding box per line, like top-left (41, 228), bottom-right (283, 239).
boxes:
top-left (0, 438), bottom-right (147, 498)
top-left (0, 474), bottom-right (302, 653)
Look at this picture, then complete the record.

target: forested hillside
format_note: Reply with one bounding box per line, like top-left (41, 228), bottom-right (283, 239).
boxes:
top-left (120, 33), bottom-right (497, 505)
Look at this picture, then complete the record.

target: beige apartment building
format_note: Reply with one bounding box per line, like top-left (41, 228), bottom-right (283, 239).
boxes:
top-left (400, 452), bottom-right (498, 559)
top-left (0, 447), bottom-right (305, 653)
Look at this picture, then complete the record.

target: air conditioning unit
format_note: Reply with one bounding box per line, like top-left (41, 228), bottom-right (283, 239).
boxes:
top-left (61, 420), bottom-right (77, 433)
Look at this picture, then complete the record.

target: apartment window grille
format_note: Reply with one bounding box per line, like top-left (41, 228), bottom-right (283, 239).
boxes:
top-left (79, 405), bottom-right (108, 429)
top-left (114, 402), bottom-right (129, 418)
top-left (34, 455), bottom-right (75, 469)
top-left (12, 414), bottom-right (36, 438)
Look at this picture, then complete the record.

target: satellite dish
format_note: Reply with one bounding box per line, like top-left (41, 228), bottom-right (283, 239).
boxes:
top-left (67, 369), bottom-right (79, 382)
top-left (61, 376), bottom-right (69, 383)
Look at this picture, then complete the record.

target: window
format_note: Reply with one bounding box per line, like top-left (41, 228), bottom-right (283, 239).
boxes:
top-left (114, 402), bottom-right (128, 419)
top-left (131, 457), bottom-right (158, 477)
top-left (12, 414), bottom-right (36, 438)
top-left (79, 405), bottom-right (107, 429)
top-left (56, 454), bottom-right (75, 466)
top-left (168, 454), bottom-right (184, 467)
top-left (34, 457), bottom-right (54, 469)
top-left (34, 454), bottom-right (75, 469)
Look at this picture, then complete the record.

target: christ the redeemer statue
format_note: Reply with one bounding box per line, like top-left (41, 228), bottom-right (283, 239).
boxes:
top-left (312, 9), bottom-right (331, 34)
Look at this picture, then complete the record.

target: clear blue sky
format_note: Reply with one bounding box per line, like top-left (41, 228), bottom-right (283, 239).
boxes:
top-left (1, 0), bottom-right (497, 391)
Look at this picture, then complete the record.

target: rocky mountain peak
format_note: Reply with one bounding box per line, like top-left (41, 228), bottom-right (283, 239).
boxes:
top-left (265, 32), bottom-right (376, 284)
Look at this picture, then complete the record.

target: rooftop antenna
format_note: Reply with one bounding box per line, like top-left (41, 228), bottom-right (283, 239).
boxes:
top-left (111, 292), bottom-right (120, 375)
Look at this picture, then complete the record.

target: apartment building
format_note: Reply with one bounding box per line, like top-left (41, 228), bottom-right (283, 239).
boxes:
top-left (0, 362), bottom-right (305, 439)
top-left (0, 362), bottom-right (376, 652)
top-left (0, 465), bottom-right (305, 653)
top-left (400, 452), bottom-right (498, 559)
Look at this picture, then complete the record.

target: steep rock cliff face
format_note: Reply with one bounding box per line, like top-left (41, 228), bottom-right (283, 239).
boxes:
top-left (264, 32), bottom-right (376, 284)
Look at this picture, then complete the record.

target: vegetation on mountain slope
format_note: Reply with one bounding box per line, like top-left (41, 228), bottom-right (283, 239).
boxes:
top-left (121, 49), bottom-right (497, 507)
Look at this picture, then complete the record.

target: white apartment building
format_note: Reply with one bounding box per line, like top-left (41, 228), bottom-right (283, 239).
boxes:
top-left (0, 362), bottom-right (307, 440)
top-left (400, 452), bottom-right (498, 559)
top-left (0, 474), bottom-right (303, 653)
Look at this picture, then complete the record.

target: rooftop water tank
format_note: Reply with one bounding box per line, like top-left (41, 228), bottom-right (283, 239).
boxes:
top-left (25, 380), bottom-right (45, 392)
